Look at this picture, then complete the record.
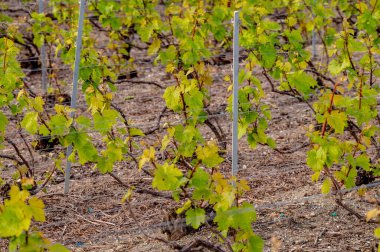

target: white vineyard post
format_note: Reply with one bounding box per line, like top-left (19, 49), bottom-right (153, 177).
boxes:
top-left (312, 0), bottom-right (317, 59)
top-left (64, 0), bottom-right (86, 194)
top-left (38, 0), bottom-right (48, 92)
top-left (232, 11), bottom-right (239, 177)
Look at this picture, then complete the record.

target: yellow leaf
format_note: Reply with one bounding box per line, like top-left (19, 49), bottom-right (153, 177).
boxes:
top-left (176, 199), bottom-right (192, 214)
top-left (121, 188), bottom-right (133, 203)
top-left (321, 178), bottom-right (332, 194)
top-left (357, 187), bottom-right (367, 197)
top-left (138, 147), bottom-right (155, 169)
top-left (28, 197), bottom-right (45, 222)
top-left (366, 208), bottom-right (380, 222)
top-left (21, 178), bottom-right (34, 189)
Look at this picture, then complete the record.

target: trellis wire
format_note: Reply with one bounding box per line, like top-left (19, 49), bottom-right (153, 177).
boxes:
top-left (64, 0), bottom-right (86, 194)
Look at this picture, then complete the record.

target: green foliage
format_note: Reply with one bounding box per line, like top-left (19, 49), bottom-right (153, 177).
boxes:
top-left (152, 163), bottom-right (184, 191)
top-left (186, 207), bottom-right (206, 229)
top-left (0, 186), bottom-right (68, 251)
top-left (0, 186), bottom-right (44, 237)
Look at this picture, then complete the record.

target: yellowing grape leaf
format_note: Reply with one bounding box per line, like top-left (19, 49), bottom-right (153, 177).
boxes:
top-left (152, 163), bottom-right (183, 191)
top-left (366, 208), bottom-right (380, 222)
top-left (28, 197), bottom-right (45, 222)
top-left (186, 208), bottom-right (205, 229)
top-left (196, 141), bottom-right (224, 168)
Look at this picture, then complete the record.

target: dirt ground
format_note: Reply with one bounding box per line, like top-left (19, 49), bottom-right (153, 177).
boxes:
top-left (1, 4), bottom-right (380, 252)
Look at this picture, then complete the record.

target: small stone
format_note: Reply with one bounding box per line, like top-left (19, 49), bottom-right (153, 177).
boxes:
top-left (75, 242), bottom-right (85, 247)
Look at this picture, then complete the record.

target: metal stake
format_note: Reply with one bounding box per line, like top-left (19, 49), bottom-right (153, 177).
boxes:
top-left (232, 11), bottom-right (239, 177)
top-left (39, 0), bottom-right (47, 92)
top-left (312, 0), bottom-right (317, 59)
top-left (64, 0), bottom-right (86, 194)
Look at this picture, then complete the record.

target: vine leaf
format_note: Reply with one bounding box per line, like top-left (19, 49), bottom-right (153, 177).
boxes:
top-left (152, 163), bottom-right (184, 191)
top-left (366, 208), bottom-right (380, 222)
top-left (287, 71), bottom-right (316, 98)
top-left (94, 109), bottom-right (119, 134)
top-left (196, 141), bottom-right (224, 168)
top-left (247, 235), bottom-right (264, 252)
top-left (139, 147), bottom-right (155, 169)
top-left (0, 111), bottom-right (8, 133)
top-left (0, 186), bottom-right (45, 237)
top-left (326, 110), bottom-right (347, 134)
top-left (28, 197), bottom-right (45, 222)
top-left (186, 207), bottom-right (206, 229)
top-left (214, 202), bottom-right (257, 232)
top-left (191, 168), bottom-right (212, 200)
top-left (321, 178), bottom-right (332, 194)
top-left (21, 112), bottom-right (39, 134)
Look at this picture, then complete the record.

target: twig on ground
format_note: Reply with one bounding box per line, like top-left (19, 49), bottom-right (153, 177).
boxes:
top-left (144, 107), bottom-right (167, 135)
top-left (274, 141), bottom-right (310, 154)
top-left (313, 228), bottom-right (327, 245)
top-left (335, 198), bottom-right (364, 220)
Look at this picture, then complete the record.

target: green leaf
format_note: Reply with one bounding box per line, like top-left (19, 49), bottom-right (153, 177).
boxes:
top-left (311, 171), bottom-right (321, 182)
top-left (307, 148), bottom-right (325, 172)
top-left (0, 187), bottom-right (34, 237)
top-left (148, 39), bottom-right (161, 56)
top-left (186, 208), bottom-right (206, 229)
top-left (76, 116), bottom-right (91, 129)
top-left (356, 154), bottom-right (371, 171)
top-left (266, 137), bottom-right (276, 149)
top-left (259, 43), bottom-right (276, 68)
top-left (129, 128), bottom-right (144, 137)
top-left (176, 199), bottom-right (192, 214)
top-left (328, 59), bottom-right (350, 76)
top-left (327, 110), bottom-right (347, 134)
top-left (0, 205), bottom-right (30, 237)
top-left (191, 168), bottom-right (212, 200)
top-left (184, 89), bottom-right (204, 116)
top-left (287, 71), bottom-right (316, 98)
top-left (163, 86), bottom-right (182, 112)
top-left (196, 141), bottom-right (224, 168)
top-left (49, 244), bottom-right (70, 252)
top-left (21, 112), bottom-right (39, 134)
top-left (32, 96), bottom-right (45, 112)
top-left (66, 131), bottom-right (98, 164)
top-left (247, 234), bottom-right (264, 252)
top-left (190, 168), bottom-right (210, 188)
top-left (152, 163), bottom-right (183, 191)
top-left (94, 109), bottom-right (119, 133)
top-left (0, 111), bottom-right (8, 133)
top-left (374, 227), bottom-right (380, 239)
top-left (214, 202), bottom-right (256, 232)
top-left (48, 114), bottom-right (71, 136)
